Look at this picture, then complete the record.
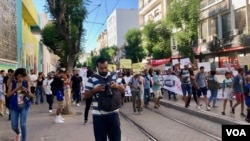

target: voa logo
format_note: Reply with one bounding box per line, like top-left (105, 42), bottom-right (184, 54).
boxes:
top-left (226, 129), bottom-right (246, 136)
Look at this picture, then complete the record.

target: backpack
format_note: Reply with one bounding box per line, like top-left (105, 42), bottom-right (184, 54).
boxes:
top-left (93, 74), bottom-right (121, 112)
top-left (207, 75), bottom-right (219, 90)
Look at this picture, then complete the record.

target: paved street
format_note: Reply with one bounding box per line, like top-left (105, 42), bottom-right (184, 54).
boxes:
top-left (0, 94), bottom-right (248, 141)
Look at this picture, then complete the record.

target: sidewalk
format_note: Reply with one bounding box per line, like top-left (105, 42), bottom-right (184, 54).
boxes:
top-left (160, 92), bottom-right (249, 125)
top-left (0, 103), bottom-right (95, 141)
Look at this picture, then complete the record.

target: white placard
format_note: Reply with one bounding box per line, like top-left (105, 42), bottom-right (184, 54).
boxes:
top-left (172, 59), bottom-right (179, 65)
top-left (180, 58), bottom-right (191, 68)
top-left (198, 62), bottom-right (211, 72)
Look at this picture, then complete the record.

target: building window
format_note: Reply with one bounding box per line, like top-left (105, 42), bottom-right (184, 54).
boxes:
top-left (221, 13), bottom-right (231, 38)
top-left (210, 18), bottom-right (217, 36)
top-left (154, 9), bottom-right (160, 17)
top-left (148, 14), bottom-right (154, 21)
top-left (201, 21), bottom-right (207, 39)
top-left (235, 7), bottom-right (246, 31)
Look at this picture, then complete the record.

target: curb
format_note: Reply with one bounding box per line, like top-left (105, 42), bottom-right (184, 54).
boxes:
top-left (159, 100), bottom-right (248, 125)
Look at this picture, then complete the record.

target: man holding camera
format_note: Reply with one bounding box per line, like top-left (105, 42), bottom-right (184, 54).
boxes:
top-left (84, 57), bottom-right (125, 141)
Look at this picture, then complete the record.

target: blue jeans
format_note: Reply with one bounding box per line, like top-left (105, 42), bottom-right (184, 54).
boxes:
top-left (181, 83), bottom-right (192, 96)
top-left (209, 89), bottom-right (218, 106)
top-left (72, 88), bottom-right (81, 103)
top-left (144, 88), bottom-right (150, 105)
top-left (35, 86), bottom-right (44, 104)
top-left (10, 107), bottom-right (29, 141)
top-left (93, 112), bottom-right (121, 141)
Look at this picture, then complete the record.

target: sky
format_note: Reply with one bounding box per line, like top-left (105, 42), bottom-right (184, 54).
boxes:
top-left (32, 0), bottom-right (138, 53)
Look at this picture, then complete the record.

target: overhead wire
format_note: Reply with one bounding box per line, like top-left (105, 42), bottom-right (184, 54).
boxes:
top-left (86, 0), bottom-right (121, 50)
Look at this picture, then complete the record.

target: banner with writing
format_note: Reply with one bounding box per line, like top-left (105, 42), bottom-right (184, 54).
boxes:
top-left (120, 59), bottom-right (132, 69)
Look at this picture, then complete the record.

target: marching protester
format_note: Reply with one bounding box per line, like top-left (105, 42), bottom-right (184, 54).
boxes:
top-left (123, 69), bottom-right (132, 103)
top-left (148, 68), bottom-right (154, 98)
top-left (187, 70), bottom-right (198, 107)
top-left (116, 72), bottom-right (126, 106)
top-left (244, 75), bottom-right (250, 122)
top-left (196, 66), bottom-right (210, 111)
top-left (71, 69), bottom-right (83, 107)
top-left (7, 68), bottom-right (33, 141)
top-left (3, 69), bottom-right (14, 120)
top-left (165, 68), bottom-right (177, 100)
top-left (231, 68), bottom-right (246, 116)
top-left (43, 72), bottom-right (54, 113)
top-left (179, 64), bottom-right (192, 108)
top-left (129, 72), bottom-right (143, 114)
top-left (51, 70), bottom-right (65, 124)
top-left (83, 68), bottom-right (94, 125)
top-left (0, 70), bottom-right (5, 116)
top-left (152, 69), bottom-right (163, 108)
top-left (221, 71), bottom-right (234, 115)
top-left (84, 57), bottom-right (125, 141)
top-left (35, 72), bottom-right (45, 104)
top-left (207, 70), bottom-right (220, 108)
top-left (29, 69), bottom-right (37, 104)
top-left (142, 69), bottom-right (152, 107)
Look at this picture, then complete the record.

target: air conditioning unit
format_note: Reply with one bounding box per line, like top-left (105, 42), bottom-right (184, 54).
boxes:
top-left (233, 29), bottom-right (239, 35)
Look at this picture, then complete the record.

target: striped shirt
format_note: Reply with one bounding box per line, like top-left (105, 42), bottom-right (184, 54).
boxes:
top-left (85, 72), bottom-right (119, 115)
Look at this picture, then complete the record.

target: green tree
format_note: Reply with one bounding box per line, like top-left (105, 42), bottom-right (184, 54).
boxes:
top-left (124, 28), bottom-right (146, 63)
top-left (166, 0), bottom-right (199, 59)
top-left (99, 46), bottom-right (118, 64)
top-left (87, 55), bottom-right (100, 70)
top-left (46, 0), bottom-right (88, 73)
top-left (143, 21), bottom-right (171, 59)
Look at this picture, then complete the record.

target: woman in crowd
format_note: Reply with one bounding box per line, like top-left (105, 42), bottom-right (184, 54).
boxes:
top-left (7, 68), bottom-right (33, 141)
top-left (43, 72), bottom-right (54, 113)
top-left (35, 72), bottom-right (45, 104)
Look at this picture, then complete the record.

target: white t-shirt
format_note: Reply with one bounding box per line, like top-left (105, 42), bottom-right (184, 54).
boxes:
top-left (43, 78), bottom-right (53, 95)
top-left (29, 74), bottom-right (37, 87)
top-left (223, 78), bottom-right (233, 93)
top-left (124, 75), bottom-right (132, 96)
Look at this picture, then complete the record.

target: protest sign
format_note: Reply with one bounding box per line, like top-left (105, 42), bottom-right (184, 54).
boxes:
top-left (120, 59), bottom-right (132, 69)
top-left (180, 58), bottom-right (191, 68)
top-left (132, 63), bottom-right (143, 72)
top-left (172, 59), bottom-right (179, 65)
top-left (162, 75), bottom-right (183, 95)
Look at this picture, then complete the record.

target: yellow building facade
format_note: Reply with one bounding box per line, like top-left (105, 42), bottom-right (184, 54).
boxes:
top-left (19, 0), bottom-right (40, 73)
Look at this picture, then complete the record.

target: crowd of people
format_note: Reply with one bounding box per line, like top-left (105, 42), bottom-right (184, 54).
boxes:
top-left (1, 57), bottom-right (250, 141)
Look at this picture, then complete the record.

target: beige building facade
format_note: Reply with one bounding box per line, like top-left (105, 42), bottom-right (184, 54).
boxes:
top-left (139, 0), bottom-right (168, 28)
top-left (195, 0), bottom-right (250, 69)
top-left (95, 29), bottom-right (108, 55)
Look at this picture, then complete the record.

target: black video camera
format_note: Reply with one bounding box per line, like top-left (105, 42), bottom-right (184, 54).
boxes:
top-left (103, 82), bottom-right (113, 95)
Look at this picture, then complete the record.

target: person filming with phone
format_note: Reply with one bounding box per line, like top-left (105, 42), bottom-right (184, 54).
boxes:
top-left (84, 57), bottom-right (125, 141)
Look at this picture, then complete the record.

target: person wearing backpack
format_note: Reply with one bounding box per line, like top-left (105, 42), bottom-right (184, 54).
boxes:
top-left (6, 68), bottom-right (33, 141)
top-left (84, 57), bottom-right (125, 141)
top-left (207, 70), bottom-right (220, 108)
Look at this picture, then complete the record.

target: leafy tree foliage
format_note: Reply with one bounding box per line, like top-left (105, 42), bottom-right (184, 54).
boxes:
top-left (99, 46), bottom-right (118, 64)
top-left (46, 0), bottom-right (88, 73)
top-left (166, 0), bottom-right (199, 59)
top-left (124, 29), bottom-right (146, 63)
top-left (143, 21), bottom-right (171, 59)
